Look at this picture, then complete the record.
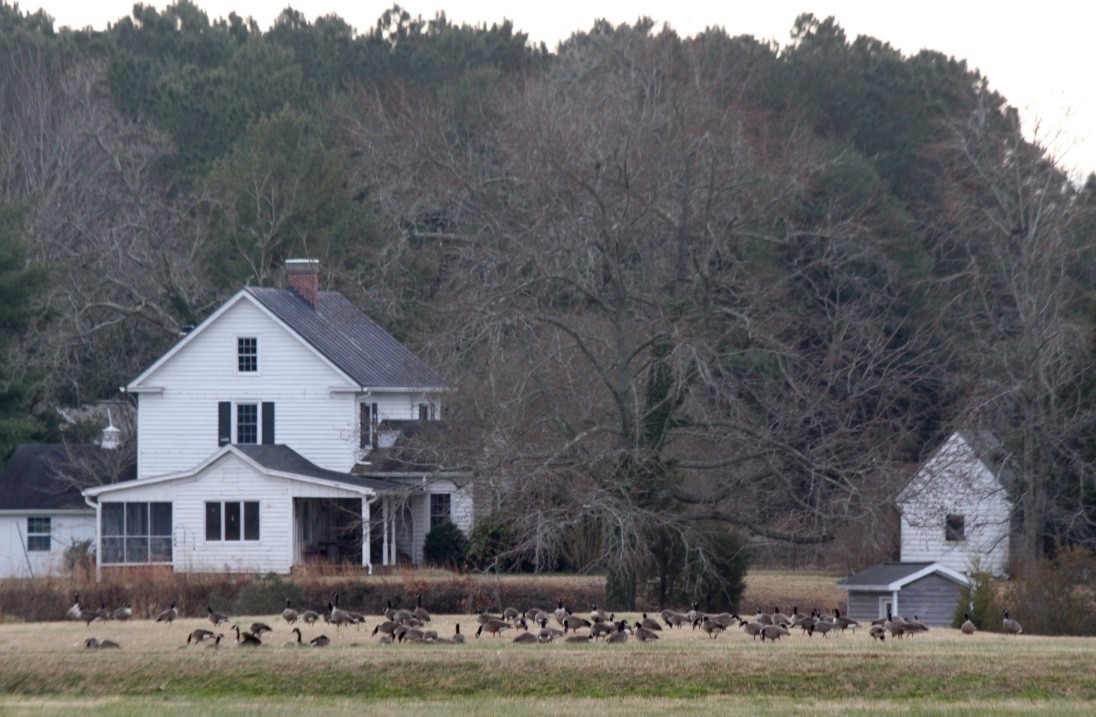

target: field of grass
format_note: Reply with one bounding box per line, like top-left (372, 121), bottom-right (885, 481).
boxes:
top-left (0, 604), bottom-right (1093, 716)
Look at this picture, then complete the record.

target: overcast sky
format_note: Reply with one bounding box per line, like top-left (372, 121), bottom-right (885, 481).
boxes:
top-left (25, 1), bottom-right (1096, 179)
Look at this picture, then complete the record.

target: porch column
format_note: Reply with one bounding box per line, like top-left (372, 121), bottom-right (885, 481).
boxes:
top-left (361, 497), bottom-right (372, 574)
top-left (381, 498), bottom-right (390, 567)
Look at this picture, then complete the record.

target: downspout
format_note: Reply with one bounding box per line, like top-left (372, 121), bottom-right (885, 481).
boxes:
top-left (363, 494), bottom-right (377, 576)
top-left (892, 589), bottom-right (899, 617)
top-left (84, 494), bottom-right (101, 583)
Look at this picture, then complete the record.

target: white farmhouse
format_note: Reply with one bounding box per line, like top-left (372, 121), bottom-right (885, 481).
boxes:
top-left (79, 258), bottom-right (470, 576)
top-left (896, 430), bottom-right (1013, 577)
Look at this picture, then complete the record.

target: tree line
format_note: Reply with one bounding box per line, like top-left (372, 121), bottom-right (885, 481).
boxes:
top-left (1, 3), bottom-right (1094, 594)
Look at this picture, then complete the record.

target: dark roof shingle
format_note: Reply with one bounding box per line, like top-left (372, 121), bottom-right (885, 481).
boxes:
top-left (246, 287), bottom-right (444, 389)
top-left (233, 444), bottom-right (401, 492)
top-left (0, 445), bottom-right (135, 511)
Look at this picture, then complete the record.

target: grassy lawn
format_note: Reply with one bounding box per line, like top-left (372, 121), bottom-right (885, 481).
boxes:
top-left (0, 608), bottom-right (1091, 715)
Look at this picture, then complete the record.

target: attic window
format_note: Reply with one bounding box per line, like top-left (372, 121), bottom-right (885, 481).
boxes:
top-left (238, 337), bottom-right (258, 373)
top-left (945, 514), bottom-right (966, 542)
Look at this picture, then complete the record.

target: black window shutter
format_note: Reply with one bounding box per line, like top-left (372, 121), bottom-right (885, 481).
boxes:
top-left (218, 402), bottom-right (231, 446)
top-left (261, 402), bottom-right (275, 445)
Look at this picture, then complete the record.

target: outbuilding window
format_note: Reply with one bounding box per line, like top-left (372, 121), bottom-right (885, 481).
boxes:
top-left (27, 517), bottom-right (51, 551)
top-left (945, 514), bottom-right (966, 542)
top-left (430, 493), bottom-right (451, 529)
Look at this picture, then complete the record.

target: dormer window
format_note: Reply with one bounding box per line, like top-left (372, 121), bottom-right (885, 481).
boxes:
top-left (238, 337), bottom-right (258, 373)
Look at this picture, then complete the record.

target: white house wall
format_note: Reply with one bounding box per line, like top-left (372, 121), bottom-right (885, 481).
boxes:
top-left (898, 434), bottom-right (1011, 575)
top-left (134, 298), bottom-right (359, 477)
top-left (0, 513), bottom-right (95, 578)
top-left (97, 454), bottom-right (372, 574)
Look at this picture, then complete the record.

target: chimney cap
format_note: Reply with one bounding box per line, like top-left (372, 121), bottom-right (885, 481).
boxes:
top-left (286, 258), bottom-right (319, 272)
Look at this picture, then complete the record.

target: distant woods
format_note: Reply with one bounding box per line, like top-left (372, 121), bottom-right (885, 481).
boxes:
top-left (1, 3), bottom-right (1095, 579)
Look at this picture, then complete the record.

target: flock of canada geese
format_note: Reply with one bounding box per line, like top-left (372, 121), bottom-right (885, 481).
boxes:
top-left (66, 591), bottom-right (1024, 650)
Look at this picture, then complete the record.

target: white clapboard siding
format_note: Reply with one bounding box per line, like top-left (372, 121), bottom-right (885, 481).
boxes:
top-left (98, 452), bottom-right (373, 574)
top-left (0, 513), bottom-right (96, 578)
top-left (898, 433), bottom-right (1011, 575)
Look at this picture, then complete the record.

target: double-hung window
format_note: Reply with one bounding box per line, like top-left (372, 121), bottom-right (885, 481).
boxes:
top-left (237, 337), bottom-right (258, 373)
top-left (429, 493), bottom-right (451, 529)
top-left (219, 402), bottom-right (274, 446)
top-left (206, 501), bottom-right (260, 541)
top-left (27, 517), bottom-right (51, 551)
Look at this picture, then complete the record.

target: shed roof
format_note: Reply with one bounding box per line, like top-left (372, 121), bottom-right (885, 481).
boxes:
top-left (837, 561), bottom-right (970, 591)
top-left (246, 287), bottom-right (444, 390)
top-left (0, 444), bottom-right (135, 511)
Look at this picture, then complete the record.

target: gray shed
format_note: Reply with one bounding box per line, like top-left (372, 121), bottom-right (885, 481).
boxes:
top-left (837, 562), bottom-right (970, 627)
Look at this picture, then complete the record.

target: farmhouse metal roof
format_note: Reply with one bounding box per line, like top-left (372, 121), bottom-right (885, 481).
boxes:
top-left (232, 444), bottom-right (401, 492)
top-left (245, 287), bottom-right (445, 390)
top-left (0, 444), bottom-right (135, 511)
top-left (837, 561), bottom-right (969, 591)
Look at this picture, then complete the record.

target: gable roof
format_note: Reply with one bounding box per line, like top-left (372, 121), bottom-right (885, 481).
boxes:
top-left (837, 561), bottom-right (970, 591)
top-left (0, 444), bottom-right (135, 512)
top-left (84, 444), bottom-right (402, 497)
top-left (246, 287), bottom-right (444, 390)
top-left (956, 430), bottom-right (1014, 485)
top-left (128, 287), bottom-right (444, 392)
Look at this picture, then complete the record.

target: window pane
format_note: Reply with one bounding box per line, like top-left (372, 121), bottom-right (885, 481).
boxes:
top-left (28, 517), bottom-right (51, 534)
top-left (102, 503), bottom-right (124, 536)
top-left (243, 502), bottom-right (260, 540)
top-left (205, 503), bottom-right (221, 541)
top-left (125, 537), bottom-right (149, 563)
top-left (238, 337), bottom-right (257, 372)
top-left (149, 537), bottom-right (173, 562)
top-left (430, 493), bottom-right (451, 529)
top-left (225, 502), bottom-right (241, 540)
top-left (126, 502), bottom-right (148, 536)
top-left (150, 503), bottom-right (172, 536)
top-left (102, 537), bottom-right (124, 564)
top-left (27, 536), bottom-right (51, 551)
top-left (237, 404), bottom-right (258, 444)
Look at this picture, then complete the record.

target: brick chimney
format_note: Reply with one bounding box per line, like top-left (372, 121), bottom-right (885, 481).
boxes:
top-left (286, 258), bottom-right (320, 308)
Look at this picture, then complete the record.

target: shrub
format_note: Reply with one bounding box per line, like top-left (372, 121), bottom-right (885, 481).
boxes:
top-left (423, 521), bottom-right (468, 570)
top-left (1002, 545), bottom-right (1096, 635)
top-left (952, 562), bottom-right (999, 631)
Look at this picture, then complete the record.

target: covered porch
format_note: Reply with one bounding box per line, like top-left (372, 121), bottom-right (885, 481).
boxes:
top-left (292, 493), bottom-right (418, 570)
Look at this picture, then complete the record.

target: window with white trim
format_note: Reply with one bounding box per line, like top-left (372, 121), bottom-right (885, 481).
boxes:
top-left (102, 502), bottom-right (173, 564)
top-left (236, 403), bottom-right (258, 444)
top-left (430, 493), bottom-right (451, 529)
top-left (237, 337), bottom-right (258, 372)
top-left (206, 501), bottom-right (260, 541)
top-left (27, 517), bottom-right (51, 551)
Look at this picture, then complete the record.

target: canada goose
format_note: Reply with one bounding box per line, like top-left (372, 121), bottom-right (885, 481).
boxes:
top-left (328, 601), bottom-right (354, 628)
top-left (524, 608), bottom-right (548, 624)
top-left (759, 624), bottom-right (789, 642)
top-left (638, 613), bottom-right (662, 631)
top-left (686, 602), bottom-right (702, 624)
top-left (188, 628), bottom-right (216, 645)
top-left (1002, 610), bottom-right (1023, 635)
top-left (754, 607), bottom-right (771, 626)
top-left (390, 600), bottom-right (415, 624)
top-left (475, 618), bottom-right (512, 638)
top-left (112, 602), bottom-right (132, 621)
top-left (76, 604), bottom-right (100, 626)
top-left (590, 603), bottom-right (607, 623)
top-left (663, 611), bottom-right (689, 628)
top-left (739, 619), bottom-right (763, 640)
top-left (538, 619), bottom-right (564, 641)
top-left (155, 601), bottom-right (178, 624)
top-left (282, 599), bottom-right (299, 625)
top-left (384, 600), bottom-right (397, 622)
top-left (206, 634), bottom-right (224, 649)
top-left (906, 616), bottom-right (929, 634)
top-left (301, 610), bottom-right (320, 625)
top-left (232, 625), bottom-right (262, 646)
top-left (250, 622), bottom-right (273, 637)
top-left (67, 592), bottom-right (82, 620)
top-left (605, 621), bottom-right (630, 643)
top-left (503, 607), bottom-right (521, 621)
top-left (869, 624), bottom-right (886, 641)
top-left (95, 603), bottom-right (112, 622)
top-left (84, 637), bottom-right (120, 649)
top-left (563, 633), bottom-right (590, 643)
top-left (808, 619), bottom-right (833, 638)
top-left (396, 626), bottom-right (424, 643)
top-left (961, 612), bottom-right (976, 635)
top-left (695, 617), bottom-right (725, 639)
top-left (562, 614), bottom-right (592, 634)
top-left (833, 609), bottom-right (859, 632)
top-left (285, 627), bottom-right (304, 647)
top-left (589, 621), bottom-right (615, 640)
top-left (309, 634), bottom-right (330, 647)
top-left (771, 607), bottom-right (791, 628)
top-left (413, 594), bottom-right (431, 623)
top-left (452, 623), bottom-right (466, 644)
top-left (207, 606), bottom-right (230, 626)
top-left (633, 622), bottom-right (660, 641)
top-left (554, 600), bottom-right (568, 625)
top-left (372, 620), bottom-right (399, 637)
top-left (513, 631), bottom-right (538, 644)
